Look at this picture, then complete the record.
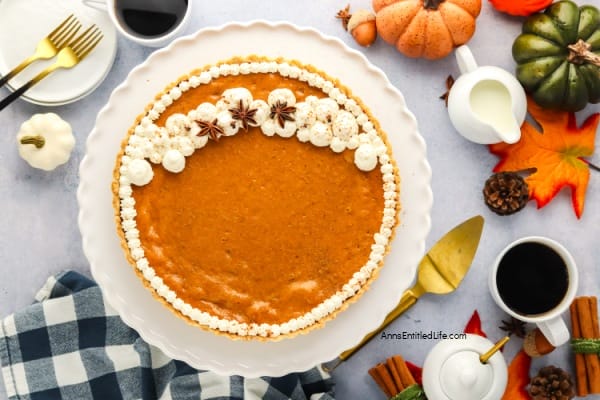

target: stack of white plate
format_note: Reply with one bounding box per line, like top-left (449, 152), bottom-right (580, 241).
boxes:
top-left (0, 0), bottom-right (117, 105)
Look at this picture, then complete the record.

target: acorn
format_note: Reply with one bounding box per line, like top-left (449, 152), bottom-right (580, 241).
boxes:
top-left (347, 9), bottom-right (377, 47)
top-left (523, 328), bottom-right (556, 357)
top-left (337, 5), bottom-right (377, 47)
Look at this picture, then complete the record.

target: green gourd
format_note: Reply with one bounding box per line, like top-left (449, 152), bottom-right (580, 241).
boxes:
top-left (512, 0), bottom-right (600, 111)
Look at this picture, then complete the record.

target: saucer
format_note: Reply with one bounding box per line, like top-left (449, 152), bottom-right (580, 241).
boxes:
top-left (0, 0), bottom-right (117, 106)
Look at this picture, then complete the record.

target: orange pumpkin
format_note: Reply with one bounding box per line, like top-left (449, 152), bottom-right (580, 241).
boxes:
top-left (373, 0), bottom-right (482, 60)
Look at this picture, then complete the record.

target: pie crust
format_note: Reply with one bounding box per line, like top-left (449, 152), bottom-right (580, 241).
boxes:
top-left (113, 56), bottom-right (401, 340)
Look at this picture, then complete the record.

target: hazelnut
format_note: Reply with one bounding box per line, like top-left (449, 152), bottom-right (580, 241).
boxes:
top-left (347, 10), bottom-right (377, 47)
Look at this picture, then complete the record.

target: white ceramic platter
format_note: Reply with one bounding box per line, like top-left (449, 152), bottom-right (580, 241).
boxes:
top-left (78, 21), bottom-right (432, 377)
top-left (0, 0), bottom-right (117, 105)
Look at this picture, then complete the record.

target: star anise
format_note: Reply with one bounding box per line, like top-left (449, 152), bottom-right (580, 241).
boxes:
top-left (499, 317), bottom-right (526, 338)
top-left (270, 100), bottom-right (296, 129)
top-left (336, 4), bottom-right (352, 31)
top-left (229, 100), bottom-right (257, 131)
top-left (197, 118), bottom-right (224, 141)
top-left (439, 75), bottom-right (455, 107)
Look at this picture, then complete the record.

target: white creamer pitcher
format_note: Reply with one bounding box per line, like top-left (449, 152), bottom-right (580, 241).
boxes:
top-left (447, 45), bottom-right (527, 144)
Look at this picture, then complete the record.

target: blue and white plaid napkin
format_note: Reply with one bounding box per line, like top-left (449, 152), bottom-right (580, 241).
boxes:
top-left (0, 271), bottom-right (335, 400)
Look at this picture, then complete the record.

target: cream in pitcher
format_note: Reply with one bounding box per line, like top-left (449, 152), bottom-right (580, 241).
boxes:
top-left (447, 45), bottom-right (527, 145)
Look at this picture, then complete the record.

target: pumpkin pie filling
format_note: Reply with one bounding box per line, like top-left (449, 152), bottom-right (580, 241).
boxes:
top-left (134, 130), bottom-right (384, 324)
top-left (114, 57), bottom-right (400, 339)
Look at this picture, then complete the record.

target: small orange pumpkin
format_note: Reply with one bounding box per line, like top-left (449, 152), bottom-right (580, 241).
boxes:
top-left (373, 0), bottom-right (482, 60)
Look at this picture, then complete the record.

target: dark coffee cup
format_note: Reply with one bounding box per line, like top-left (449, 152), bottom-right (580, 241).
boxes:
top-left (83, 0), bottom-right (192, 47)
top-left (489, 236), bottom-right (578, 347)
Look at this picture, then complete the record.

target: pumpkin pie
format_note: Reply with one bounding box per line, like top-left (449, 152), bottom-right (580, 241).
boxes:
top-left (113, 56), bottom-right (400, 340)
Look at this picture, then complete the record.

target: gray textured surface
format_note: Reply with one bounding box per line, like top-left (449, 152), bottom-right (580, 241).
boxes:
top-left (1, 0), bottom-right (599, 399)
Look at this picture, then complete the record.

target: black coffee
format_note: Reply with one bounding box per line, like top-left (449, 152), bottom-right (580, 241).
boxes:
top-left (115, 0), bottom-right (188, 38)
top-left (496, 242), bottom-right (569, 316)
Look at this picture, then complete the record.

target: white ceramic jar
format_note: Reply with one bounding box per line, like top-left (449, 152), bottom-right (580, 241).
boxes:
top-left (422, 334), bottom-right (508, 400)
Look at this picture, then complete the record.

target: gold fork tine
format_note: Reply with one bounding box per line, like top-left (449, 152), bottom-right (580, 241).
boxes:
top-left (0, 26), bottom-right (104, 111)
top-left (69, 26), bottom-right (93, 51)
top-left (47, 14), bottom-right (77, 42)
top-left (70, 25), bottom-right (99, 53)
top-left (78, 34), bottom-right (104, 61)
top-left (74, 28), bottom-right (103, 59)
top-left (52, 18), bottom-right (81, 49)
top-left (0, 14), bottom-right (82, 87)
top-left (47, 14), bottom-right (80, 42)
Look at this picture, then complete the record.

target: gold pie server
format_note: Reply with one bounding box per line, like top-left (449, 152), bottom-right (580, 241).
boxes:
top-left (324, 215), bottom-right (485, 371)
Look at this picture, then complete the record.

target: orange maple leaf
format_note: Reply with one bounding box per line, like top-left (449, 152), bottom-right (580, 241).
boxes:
top-left (501, 350), bottom-right (531, 400)
top-left (489, 98), bottom-right (600, 218)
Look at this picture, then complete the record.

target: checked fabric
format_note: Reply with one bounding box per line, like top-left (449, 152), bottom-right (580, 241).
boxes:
top-left (0, 271), bottom-right (335, 400)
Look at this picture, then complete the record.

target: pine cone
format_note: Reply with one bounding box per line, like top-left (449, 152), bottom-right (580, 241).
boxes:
top-left (529, 366), bottom-right (575, 400)
top-left (483, 172), bottom-right (529, 215)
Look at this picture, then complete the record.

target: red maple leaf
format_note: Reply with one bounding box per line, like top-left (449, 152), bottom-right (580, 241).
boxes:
top-left (464, 310), bottom-right (487, 337)
top-left (501, 350), bottom-right (532, 400)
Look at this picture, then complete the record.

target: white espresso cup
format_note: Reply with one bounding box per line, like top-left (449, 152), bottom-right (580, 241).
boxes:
top-left (489, 236), bottom-right (578, 347)
top-left (82, 0), bottom-right (192, 47)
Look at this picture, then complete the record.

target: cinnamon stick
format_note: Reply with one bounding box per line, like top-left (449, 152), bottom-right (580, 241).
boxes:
top-left (584, 296), bottom-right (600, 394)
top-left (571, 299), bottom-right (589, 396)
top-left (577, 297), bottom-right (600, 393)
top-left (369, 363), bottom-right (396, 397)
top-left (368, 367), bottom-right (391, 398)
top-left (391, 355), bottom-right (417, 388)
top-left (369, 355), bottom-right (420, 398)
top-left (386, 357), bottom-right (405, 393)
top-left (576, 297), bottom-right (600, 394)
top-left (591, 296), bottom-right (599, 338)
top-left (369, 368), bottom-right (390, 397)
top-left (588, 297), bottom-right (600, 393)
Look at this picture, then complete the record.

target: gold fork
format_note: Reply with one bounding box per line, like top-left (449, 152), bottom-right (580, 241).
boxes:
top-left (0, 25), bottom-right (103, 111)
top-left (0, 14), bottom-right (81, 87)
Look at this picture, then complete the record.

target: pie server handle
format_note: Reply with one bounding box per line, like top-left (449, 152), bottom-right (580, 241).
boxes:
top-left (322, 289), bottom-right (419, 372)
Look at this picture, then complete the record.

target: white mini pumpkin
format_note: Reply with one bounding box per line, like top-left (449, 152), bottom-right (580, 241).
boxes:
top-left (16, 113), bottom-right (75, 171)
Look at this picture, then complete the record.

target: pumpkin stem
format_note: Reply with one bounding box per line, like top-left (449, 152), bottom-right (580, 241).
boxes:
top-left (423, 0), bottom-right (445, 10)
top-left (567, 39), bottom-right (600, 67)
top-left (20, 135), bottom-right (45, 149)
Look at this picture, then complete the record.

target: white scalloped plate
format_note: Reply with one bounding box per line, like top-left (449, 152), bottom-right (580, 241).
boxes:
top-left (77, 21), bottom-right (432, 377)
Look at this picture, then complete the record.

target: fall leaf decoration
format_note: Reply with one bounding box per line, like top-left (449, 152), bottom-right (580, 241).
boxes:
top-left (464, 310), bottom-right (488, 337)
top-left (489, 97), bottom-right (600, 218)
top-left (405, 361), bottom-right (423, 386)
top-left (501, 350), bottom-right (532, 400)
top-left (488, 0), bottom-right (553, 16)
top-left (439, 75), bottom-right (455, 107)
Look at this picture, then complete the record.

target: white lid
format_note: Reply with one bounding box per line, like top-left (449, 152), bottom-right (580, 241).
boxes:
top-left (423, 334), bottom-right (508, 400)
